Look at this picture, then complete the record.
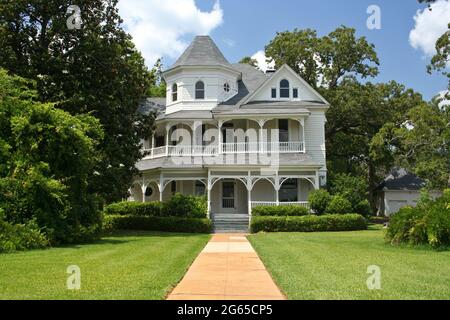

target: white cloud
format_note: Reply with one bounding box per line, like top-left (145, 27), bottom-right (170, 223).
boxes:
top-left (117, 0), bottom-right (224, 67)
top-left (409, 0), bottom-right (450, 59)
top-left (223, 38), bottom-right (236, 47)
top-left (251, 50), bottom-right (274, 72)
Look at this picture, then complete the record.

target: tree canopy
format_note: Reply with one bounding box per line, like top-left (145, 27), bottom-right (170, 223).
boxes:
top-left (0, 0), bottom-right (155, 202)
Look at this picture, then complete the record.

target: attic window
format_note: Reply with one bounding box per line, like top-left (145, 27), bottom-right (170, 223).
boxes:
top-left (271, 88), bottom-right (277, 99)
top-left (293, 88), bottom-right (298, 99)
top-left (280, 79), bottom-right (290, 98)
top-left (224, 82), bottom-right (230, 93)
top-left (172, 83), bottom-right (178, 102)
top-left (195, 81), bottom-right (205, 99)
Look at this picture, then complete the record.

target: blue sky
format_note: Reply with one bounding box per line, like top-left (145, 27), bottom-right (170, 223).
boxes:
top-left (118, 0), bottom-right (450, 100)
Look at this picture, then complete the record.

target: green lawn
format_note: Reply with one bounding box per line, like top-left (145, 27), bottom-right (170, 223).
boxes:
top-left (0, 231), bottom-right (210, 300)
top-left (248, 226), bottom-right (450, 300)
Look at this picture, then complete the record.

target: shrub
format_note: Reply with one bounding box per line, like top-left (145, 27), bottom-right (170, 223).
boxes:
top-left (0, 210), bottom-right (49, 252)
top-left (104, 201), bottom-right (163, 217)
top-left (326, 195), bottom-right (353, 214)
top-left (162, 193), bottom-right (207, 218)
top-left (252, 205), bottom-right (310, 216)
top-left (386, 189), bottom-right (450, 248)
top-left (354, 200), bottom-right (372, 217)
top-left (308, 189), bottom-right (332, 215)
top-left (330, 174), bottom-right (369, 211)
top-left (103, 215), bottom-right (212, 234)
top-left (250, 214), bottom-right (367, 233)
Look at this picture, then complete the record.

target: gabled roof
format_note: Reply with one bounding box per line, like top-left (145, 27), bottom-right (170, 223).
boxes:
top-left (378, 168), bottom-right (426, 191)
top-left (169, 36), bottom-right (232, 69)
top-left (239, 64), bottom-right (330, 107)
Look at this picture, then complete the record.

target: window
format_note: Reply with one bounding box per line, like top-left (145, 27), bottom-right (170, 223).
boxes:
top-left (172, 83), bottom-right (178, 102)
top-left (293, 88), bottom-right (298, 99)
top-left (279, 179), bottom-right (298, 202)
top-left (171, 181), bottom-right (176, 194)
top-left (222, 123), bottom-right (234, 144)
top-left (145, 186), bottom-right (153, 197)
top-left (195, 181), bottom-right (206, 196)
top-left (195, 81), bottom-right (205, 99)
top-left (280, 79), bottom-right (290, 98)
top-left (271, 88), bottom-right (277, 99)
top-left (279, 119), bottom-right (289, 143)
top-left (224, 82), bottom-right (230, 93)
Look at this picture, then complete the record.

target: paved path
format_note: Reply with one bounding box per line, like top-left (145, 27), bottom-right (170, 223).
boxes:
top-left (167, 234), bottom-right (285, 300)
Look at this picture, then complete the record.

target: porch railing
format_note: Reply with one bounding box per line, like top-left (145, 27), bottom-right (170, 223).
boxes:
top-left (250, 201), bottom-right (310, 209)
top-left (144, 141), bottom-right (305, 159)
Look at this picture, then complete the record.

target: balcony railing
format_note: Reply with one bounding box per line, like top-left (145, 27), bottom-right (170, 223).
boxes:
top-left (144, 141), bottom-right (305, 159)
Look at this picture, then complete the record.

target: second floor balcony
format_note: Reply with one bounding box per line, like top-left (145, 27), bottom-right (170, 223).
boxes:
top-left (142, 117), bottom-right (307, 160)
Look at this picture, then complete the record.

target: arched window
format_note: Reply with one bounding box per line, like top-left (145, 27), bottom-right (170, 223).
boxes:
top-left (280, 79), bottom-right (290, 98)
top-left (172, 83), bottom-right (178, 102)
top-left (195, 81), bottom-right (205, 99)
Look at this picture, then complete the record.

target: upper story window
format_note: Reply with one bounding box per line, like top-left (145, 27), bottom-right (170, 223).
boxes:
top-left (172, 83), bottom-right (178, 102)
top-left (293, 88), bottom-right (299, 99)
top-left (224, 82), bottom-right (230, 93)
top-left (271, 88), bottom-right (277, 99)
top-left (280, 79), bottom-right (290, 98)
top-left (195, 81), bottom-right (205, 99)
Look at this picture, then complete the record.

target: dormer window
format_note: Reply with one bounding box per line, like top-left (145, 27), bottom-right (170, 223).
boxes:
top-left (195, 81), bottom-right (205, 99)
top-left (224, 82), bottom-right (230, 93)
top-left (172, 83), bottom-right (178, 102)
top-left (280, 79), bottom-right (290, 98)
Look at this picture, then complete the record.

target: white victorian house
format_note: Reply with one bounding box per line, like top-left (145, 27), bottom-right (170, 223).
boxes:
top-left (130, 36), bottom-right (329, 231)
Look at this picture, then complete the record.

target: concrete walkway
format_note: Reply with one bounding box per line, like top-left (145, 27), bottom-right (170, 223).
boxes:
top-left (167, 234), bottom-right (285, 300)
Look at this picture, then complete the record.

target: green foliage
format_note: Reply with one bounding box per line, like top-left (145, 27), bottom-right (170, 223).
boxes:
top-left (330, 173), bottom-right (372, 215)
top-left (252, 205), bottom-right (310, 216)
top-left (325, 195), bottom-right (353, 214)
top-left (104, 201), bottom-right (163, 217)
top-left (162, 194), bottom-right (207, 218)
top-left (103, 215), bottom-right (212, 234)
top-left (0, 210), bottom-right (49, 253)
top-left (354, 200), bottom-right (372, 217)
top-left (0, 69), bottom-right (103, 244)
top-left (0, 0), bottom-right (156, 202)
top-left (308, 189), bottom-right (332, 215)
top-left (250, 214), bottom-right (367, 233)
top-left (427, 22), bottom-right (449, 83)
top-left (265, 26), bottom-right (379, 88)
top-left (370, 100), bottom-right (450, 190)
top-left (239, 56), bottom-right (259, 69)
top-left (386, 189), bottom-right (450, 248)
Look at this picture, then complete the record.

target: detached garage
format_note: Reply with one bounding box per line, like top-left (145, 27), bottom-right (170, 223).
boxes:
top-left (376, 168), bottom-right (441, 217)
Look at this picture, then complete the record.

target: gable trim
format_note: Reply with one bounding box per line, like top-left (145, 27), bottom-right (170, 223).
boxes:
top-left (238, 64), bottom-right (330, 107)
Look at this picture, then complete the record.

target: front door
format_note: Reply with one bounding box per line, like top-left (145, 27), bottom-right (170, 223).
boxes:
top-left (221, 181), bottom-right (236, 213)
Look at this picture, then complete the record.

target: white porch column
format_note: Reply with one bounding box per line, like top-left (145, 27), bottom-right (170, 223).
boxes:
top-left (165, 124), bottom-right (171, 156)
top-left (218, 120), bottom-right (224, 154)
top-left (247, 174), bottom-right (253, 216)
top-left (141, 184), bottom-right (147, 203)
top-left (151, 134), bottom-right (155, 158)
top-left (300, 118), bottom-right (306, 153)
top-left (158, 174), bottom-right (164, 202)
top-left (274, 175), bottom-right (280, 206)
top-left (207, 170), bottom-right (212, 219)
top-left (257, 119), bottom-right (267, 153)
top-left (315, 170), bottom-right (320, 189)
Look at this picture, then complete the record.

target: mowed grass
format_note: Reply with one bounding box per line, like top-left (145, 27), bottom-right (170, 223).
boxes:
top-left (248, 226), bottom-right (450, 300)
top-left (0, 231), bottom-right (210, 300)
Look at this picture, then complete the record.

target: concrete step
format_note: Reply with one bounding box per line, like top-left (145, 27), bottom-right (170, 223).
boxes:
top-left (212, 214), bottom-right (249, 233)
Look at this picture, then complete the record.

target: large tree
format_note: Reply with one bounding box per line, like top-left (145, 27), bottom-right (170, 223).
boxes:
top-left (370, 98), bottom-right (450, 189)
top-left (323, 77), bottom-right (425, 209)
top-left (265, 26), bottom-right (379, 89)
top-left (0, 0), bottom-right (155, 203)
top-left (0, 68), bottom-right (104, 243)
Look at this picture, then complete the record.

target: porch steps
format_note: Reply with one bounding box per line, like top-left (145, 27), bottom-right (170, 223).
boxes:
top-left (212, 214), bottom-right (250, 233)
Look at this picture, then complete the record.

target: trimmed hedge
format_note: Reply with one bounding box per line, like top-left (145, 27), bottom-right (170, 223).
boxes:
top-left (250, 214), bottom-right (367, 233)
top-left (0, 217), bottom-right (49, 253)
top-left (252, 205), bottom-right (310, 216)
top-left (103, 194), bottom-right (207, 218)
top-left (103, 215), bottom-right (212, 234)
top-left (104, 201), bottom-right (163, 216)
